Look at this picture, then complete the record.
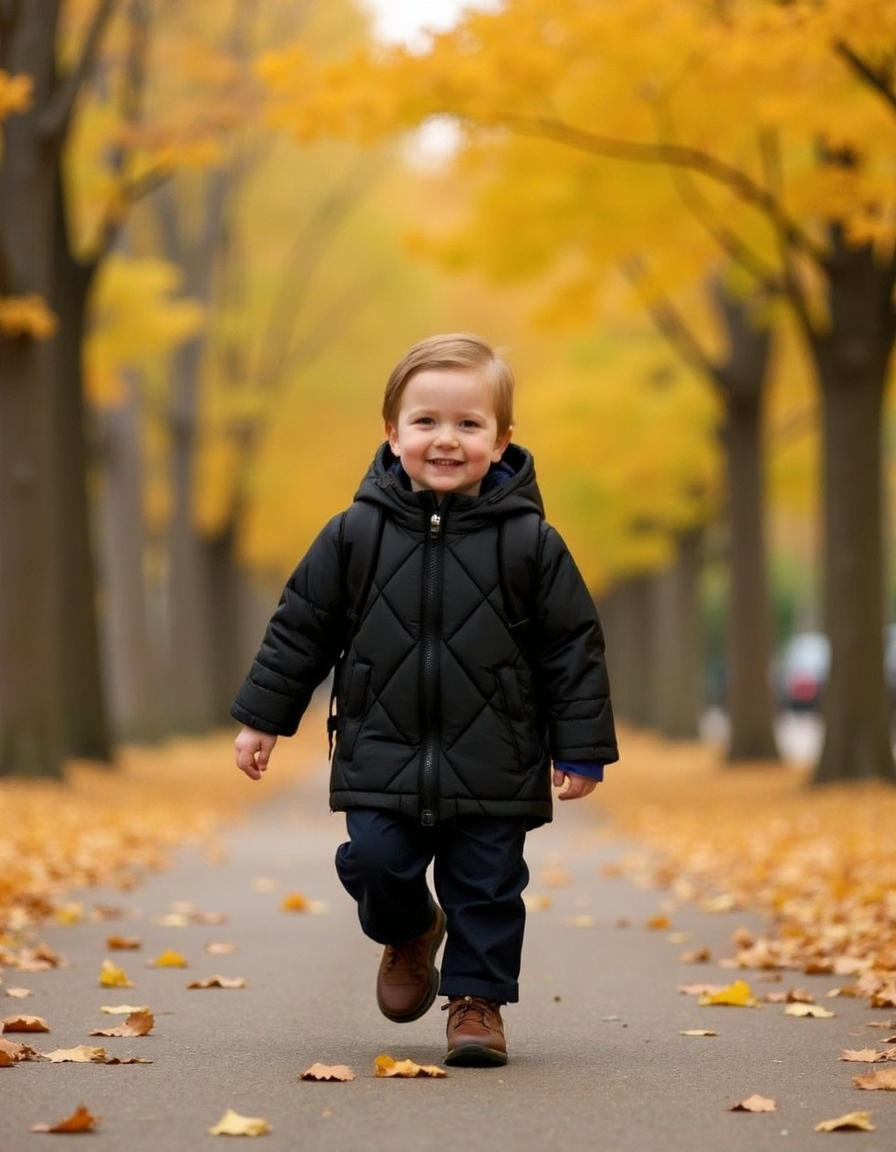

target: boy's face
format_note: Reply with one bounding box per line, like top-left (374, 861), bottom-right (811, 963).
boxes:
top-left (386, 367), bottom-right (512, 500)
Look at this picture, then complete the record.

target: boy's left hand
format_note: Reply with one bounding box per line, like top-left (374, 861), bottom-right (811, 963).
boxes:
top-left (552, 768), bottom-right (597, 801)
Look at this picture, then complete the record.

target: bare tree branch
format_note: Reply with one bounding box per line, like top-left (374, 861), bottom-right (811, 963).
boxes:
top-left (39, 0), bottom-right (119, 142)
top-left (835, 40), bottom-right (896, 117)
top-left (489, 111), bottom-right (831, 271)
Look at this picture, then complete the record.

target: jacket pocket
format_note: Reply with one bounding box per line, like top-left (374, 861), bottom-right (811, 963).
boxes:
top-left (494, 665), bottom-right (535, 769)
top-left (338, 660), bottom-right (372, 760)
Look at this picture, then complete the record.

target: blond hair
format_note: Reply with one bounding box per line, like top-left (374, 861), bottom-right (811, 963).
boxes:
top-left (382, 333), bottom-right (515, 434)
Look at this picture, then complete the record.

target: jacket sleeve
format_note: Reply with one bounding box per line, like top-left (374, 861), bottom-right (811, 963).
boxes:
top-left (230, 513), bottom-right (347, 736)
top-left (533, 524), bottom-right (619, 765)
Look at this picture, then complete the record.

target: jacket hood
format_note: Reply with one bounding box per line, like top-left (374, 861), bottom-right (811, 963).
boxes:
top-left (353, 441), bottom-right (545, 529)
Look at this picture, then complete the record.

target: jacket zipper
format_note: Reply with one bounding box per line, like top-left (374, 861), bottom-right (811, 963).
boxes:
top-left (419, 497), bottom-right (448, 825)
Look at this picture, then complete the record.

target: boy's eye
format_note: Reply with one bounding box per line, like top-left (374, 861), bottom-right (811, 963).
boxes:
top-left (460, 420), bottom-right (481, 429)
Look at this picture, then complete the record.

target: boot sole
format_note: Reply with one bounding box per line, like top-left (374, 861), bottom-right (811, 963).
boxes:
top-left (377, 909), bottom-right (446, 1023)
top-left (444, 1042), bottom-right (507, 1067)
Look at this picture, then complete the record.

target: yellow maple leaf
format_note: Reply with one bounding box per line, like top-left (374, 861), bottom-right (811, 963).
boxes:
top-left (374, 1054), bottom-right (447, 1078)
top-left (43, 1045), bottom-right (108, 1063)
top-left (147, 949), bottom-right (188, 968)
top-left (698, 980), bottom-right (758, 1007)
top-left (814, 1111), bottom-right (875, 1132)
top-left (99, 958), bottom-right (134, 987)
top-left (208, 1108), bottom-right (271, 1136)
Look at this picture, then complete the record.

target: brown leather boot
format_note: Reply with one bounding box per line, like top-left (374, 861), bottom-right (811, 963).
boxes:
top-left (376, 905), bottom-right (446, 1023)
top-left (443, 995), bottom-right (507, 1066)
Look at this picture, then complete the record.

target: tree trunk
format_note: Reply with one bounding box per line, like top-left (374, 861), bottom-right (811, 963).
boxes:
top-left (597, 574), bottom-right (655, 727)
top-left (812, 236), bottom-right (896, 784)
top-left (714, 284), bottom-right (779, 762)
top-left (648, 529), bottom-right (703, 739)
top-left (50, 178), bottom-right (112, 760)
top-left (95, 376), bottom-right (160, 742)
top-left (0, 1), bottom-right (65, 776)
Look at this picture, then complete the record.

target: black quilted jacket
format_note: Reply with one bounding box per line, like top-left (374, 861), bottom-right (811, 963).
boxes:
top-left (231, 442), bottom-right (618, 827)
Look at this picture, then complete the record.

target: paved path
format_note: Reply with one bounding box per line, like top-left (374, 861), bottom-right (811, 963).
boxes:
top-left (2, 761), bottom-right (893, 1151)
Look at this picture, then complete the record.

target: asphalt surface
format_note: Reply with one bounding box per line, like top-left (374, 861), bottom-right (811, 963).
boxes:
top-left (2, 758), bottom-right (894, 1152)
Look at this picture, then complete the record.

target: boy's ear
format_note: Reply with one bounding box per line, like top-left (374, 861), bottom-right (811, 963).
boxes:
top-left (386, 420), bottom-right (400, 454)
top-left (491, 425), bottom-right (513, 461)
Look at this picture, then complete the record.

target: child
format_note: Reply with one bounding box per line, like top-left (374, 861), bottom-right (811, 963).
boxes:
top-left (232, 333), bottom-right (618, 1066)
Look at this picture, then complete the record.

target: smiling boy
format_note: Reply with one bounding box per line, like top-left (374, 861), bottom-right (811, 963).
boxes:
top-left (231, 333), bottom-right (618, 1066)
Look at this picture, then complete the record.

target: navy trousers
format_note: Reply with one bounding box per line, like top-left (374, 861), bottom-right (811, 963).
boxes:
top-left (335, 808), bottom-right (529, 1004)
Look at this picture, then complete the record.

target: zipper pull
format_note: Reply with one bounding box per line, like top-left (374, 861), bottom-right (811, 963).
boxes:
top-left (430, 512), bottom-right (441, 538)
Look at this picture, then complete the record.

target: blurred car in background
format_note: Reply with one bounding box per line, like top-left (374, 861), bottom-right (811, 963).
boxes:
top-left (771, 631), bottom-right (830, 711)
top-left (771, 626), bottom-right (896, 711)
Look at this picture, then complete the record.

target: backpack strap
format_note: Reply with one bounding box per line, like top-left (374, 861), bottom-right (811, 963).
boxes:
top-left (327, 500), bottom-right (384, 755)
top-left (498, 511), bottom-right (543, 649)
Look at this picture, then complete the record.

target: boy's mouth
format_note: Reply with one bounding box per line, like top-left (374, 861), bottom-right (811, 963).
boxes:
top-left (428, 458), bottom-right (462, 467)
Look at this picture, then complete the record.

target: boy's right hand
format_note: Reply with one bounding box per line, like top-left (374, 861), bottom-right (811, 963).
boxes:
top-left (234, 727), bottom-right (278, 781)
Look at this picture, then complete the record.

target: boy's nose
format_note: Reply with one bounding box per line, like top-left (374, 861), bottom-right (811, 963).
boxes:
top-left (434, 425), bottom-right (459, 446)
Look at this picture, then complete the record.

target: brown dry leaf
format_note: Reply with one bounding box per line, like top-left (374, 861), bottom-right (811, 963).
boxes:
top-left (853, 1068), bottom-right (896, 1090)
top-left (4, 986), bottom-right (32, 998)
top-left (841, 1048), bottom-right (896, 1063)
top-left (1, 1013), bottom-right (49, 1033)
top-left (31, 1104), bottom-right (101, 1133)
top-left (730, 1094), bottom-right (776, 1112)
top-left (374, 1054), bottom-right (447, 1078)
top-left (814, 1111), bottom-right (876, 1132)
top-left (99, 958), bottom-right (134, 987)
top-left (43, 1045), bottom-right (109, 1063)
top-left (0, 1037), bottom-right (40, 1062)
top-left (208, 1108), bottom-right (271, 1136)
top-left (0, 1049), bottom-right (13, 1067)
top-left (299, 1062), bottom-right (355, 1081)
top-left (698, 980), bottom-right (759, 1008)
top-left (680, 947), bottom-right (711, 964)
top-left (280, 891), bottom-right (310, 912)
top-left (564, 914), bottom-right (598, 928)
top-left (187, 974), bottom-right (247, 989)
top-left (523, 892), bottom-right (552, 911)
top-left (100, 1003), bottom-right (150, 1015)
top-left (679, 1029), bottom-right (718, 1037)
top-left (206, 941), bottom-right (236, 955)
top-left (783, 1003), bottom-right (835, 1018)
top-left (90, 1010), bottom-right (154, 1037)
top-left (147, 948), bottom-right (187, 968)
top-left (647, 914), bottom-right (672, 931)
top-left (679, 982), bottom-right (725, 997)
top-left (765, 987), bottom-right (814, 1004)
top-left (106, 933), bottom-right (141, 950)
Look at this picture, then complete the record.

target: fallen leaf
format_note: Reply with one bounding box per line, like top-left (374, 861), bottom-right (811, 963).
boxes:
top-left (4, 987), bottom-right (32, 998)
top-left (0, 1050), bottom-right (13, 1067)
top-left (299, 1062), bottom-right (355, 1081)
top-left (374, 1054), bottom-right (447, 1078)
top-left (765, 987), bottom-right (814, 1004)
top-left (540, 864), bottom-right (572, 887)
top-left (206, 942), bottom-right (236, 955)
top-left (680, 947), bottom-right (711, 964)
top-left (783, 1003), bottom-right (835, 1018)
top-left (564, 914), bottom-right (598, 928)
top-left (0, 1037), bottom-right (40, 1062)
top-left (208, 1108), bottom-right (271, 1136)
top-left (251, 877), bottom-right (276, 893)
top-left (680, 1029), bottom-right (718, 1037)
top-left (147, 949), bottom-right (187, 968)
top-left (155, 912), bottom-right (191, 927)
top-left (90, 1010), bottom-right (154, 1037)
top-left (43, 1045), bottom-right (109, 1063)
top-left (679, 982), bottom-right (725, 997)
top-left (814, 1111), bottom-right (876, 1132)
top-left (730, 1094), bottom-right (776, 1112)
top-left (1, 1014), bottom-right (49, 1033)
top-left (647, 914), bottom-right (671, 931)
top-left (698, 980), bottom-right (759, 1008)
top-left (100, 1004), bottom-right (150, 1015)
top-left (853, 1068), bottom-right (896, 1090)
top-left (99, 958), bottom-right (134, 987)
top-left (31, 1105), bottom-right (101, 1133)
top-left (187, 975), bottom-right (247, 989)
top-left (841, 1048), bottom-right (896, 1063)
top-left (106, 934), bottom-right (141, 950)
top-left (523, 893), bottom-right (552, 911)
top-left (280, 892), bottom-right (310, 912)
